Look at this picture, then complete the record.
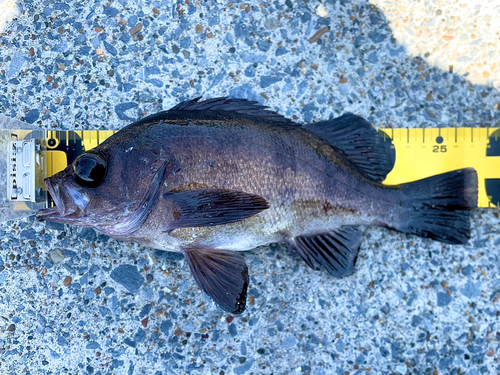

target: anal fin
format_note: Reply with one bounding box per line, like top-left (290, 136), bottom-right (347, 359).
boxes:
top-left (287, 226), bottom-right (363, 278)
top-left (184, 248), bottom-right (249, 314)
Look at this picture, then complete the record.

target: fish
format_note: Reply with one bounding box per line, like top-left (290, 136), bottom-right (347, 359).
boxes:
top-left (36, 98), bottom-right (478, 314)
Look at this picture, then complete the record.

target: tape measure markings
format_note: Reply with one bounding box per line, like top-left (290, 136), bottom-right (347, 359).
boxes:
top-left (381, 127), bottom-right (500, 208)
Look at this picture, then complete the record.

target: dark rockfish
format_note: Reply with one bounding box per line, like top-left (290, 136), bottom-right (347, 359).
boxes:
top-left (37, 98), bottom-right (477, 314)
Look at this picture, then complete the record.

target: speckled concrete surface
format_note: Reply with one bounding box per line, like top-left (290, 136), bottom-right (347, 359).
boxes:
top-left (1, 1), bottom-right (500, 374)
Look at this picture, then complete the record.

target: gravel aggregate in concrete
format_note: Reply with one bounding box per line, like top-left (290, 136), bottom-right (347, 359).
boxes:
top-left (0, 0), bottom-right (500, 374)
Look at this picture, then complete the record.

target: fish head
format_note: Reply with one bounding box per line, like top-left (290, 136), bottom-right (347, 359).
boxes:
top-left (36, 139), bottom-right (167, 231)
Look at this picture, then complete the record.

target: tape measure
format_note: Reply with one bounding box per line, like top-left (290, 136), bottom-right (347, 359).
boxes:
top-left (380, 128), bottom-right (500, 208)
top-left (3, 127), bottom-right (500, 214)
top-left (6, 130), bottom-right (116, 212)
top-left (42, 130), bottom-right (117, 177)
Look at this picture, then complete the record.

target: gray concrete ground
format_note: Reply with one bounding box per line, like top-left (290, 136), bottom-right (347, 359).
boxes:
top-left (0, 0), bottom-right (500, 374)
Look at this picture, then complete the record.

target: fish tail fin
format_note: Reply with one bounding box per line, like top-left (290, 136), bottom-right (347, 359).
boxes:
top-left (395, 168), bottom-right (477, 244)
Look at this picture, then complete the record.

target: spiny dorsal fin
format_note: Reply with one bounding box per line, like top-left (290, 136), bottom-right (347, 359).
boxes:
top-left (166, 97), bottom-right (296, 125)
top-left (305, 114), bottom-right (395, 183)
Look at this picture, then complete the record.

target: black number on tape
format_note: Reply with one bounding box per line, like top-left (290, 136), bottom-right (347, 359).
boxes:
top-left (433, 145), bottom-right (447, 153)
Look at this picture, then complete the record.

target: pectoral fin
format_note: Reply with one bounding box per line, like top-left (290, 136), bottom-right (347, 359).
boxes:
top-left (184, 248), bottom-right (249, 314)
top-left (287, 226), bottom-right (363, 278)
top-left (164, 189), bottom-right (269, 229)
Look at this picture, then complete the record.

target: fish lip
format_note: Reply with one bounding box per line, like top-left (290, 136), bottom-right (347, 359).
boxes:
top-left (35, 206), bottom-right (60, 221)
top-left (36, 178), bottom-right (63, 221)
top-left (44, 178), bottom-right (60, 208)
top-left (36, 178), bottom-right (76, 221)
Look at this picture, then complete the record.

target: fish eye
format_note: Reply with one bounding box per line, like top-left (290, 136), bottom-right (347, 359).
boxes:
top-left (73, 152), bottom-right (107, 187)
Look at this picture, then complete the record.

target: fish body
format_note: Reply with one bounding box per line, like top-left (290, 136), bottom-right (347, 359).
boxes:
top-left (37, 98), bottom-right (477, 313)
top-left (99, 113), bottom-right (397, 249)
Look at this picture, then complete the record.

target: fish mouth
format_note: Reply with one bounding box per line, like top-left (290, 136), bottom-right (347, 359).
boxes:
top-left (36, 206), bottom-right (60, 221)
top-left (36, 178), bottom-right (79, 222)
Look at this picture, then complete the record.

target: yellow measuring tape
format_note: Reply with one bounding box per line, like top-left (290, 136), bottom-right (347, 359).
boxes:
top-left (381, 128), bottom-right (500, 208)
top-left (43, 130), bottom-right (116, 176)
top-left (40, 128), bottom-right (500, 209)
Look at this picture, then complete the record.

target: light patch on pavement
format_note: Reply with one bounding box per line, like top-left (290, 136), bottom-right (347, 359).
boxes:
top-left (371, 0), bottom-right (500, 89)
top-left (0, 0), bottom-right (20, 33)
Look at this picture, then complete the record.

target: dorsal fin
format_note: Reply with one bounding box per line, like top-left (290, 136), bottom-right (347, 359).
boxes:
top-left (305, 114), bottom-right (395, 183)
top-left (165, 97), bottom-right (296, 125)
